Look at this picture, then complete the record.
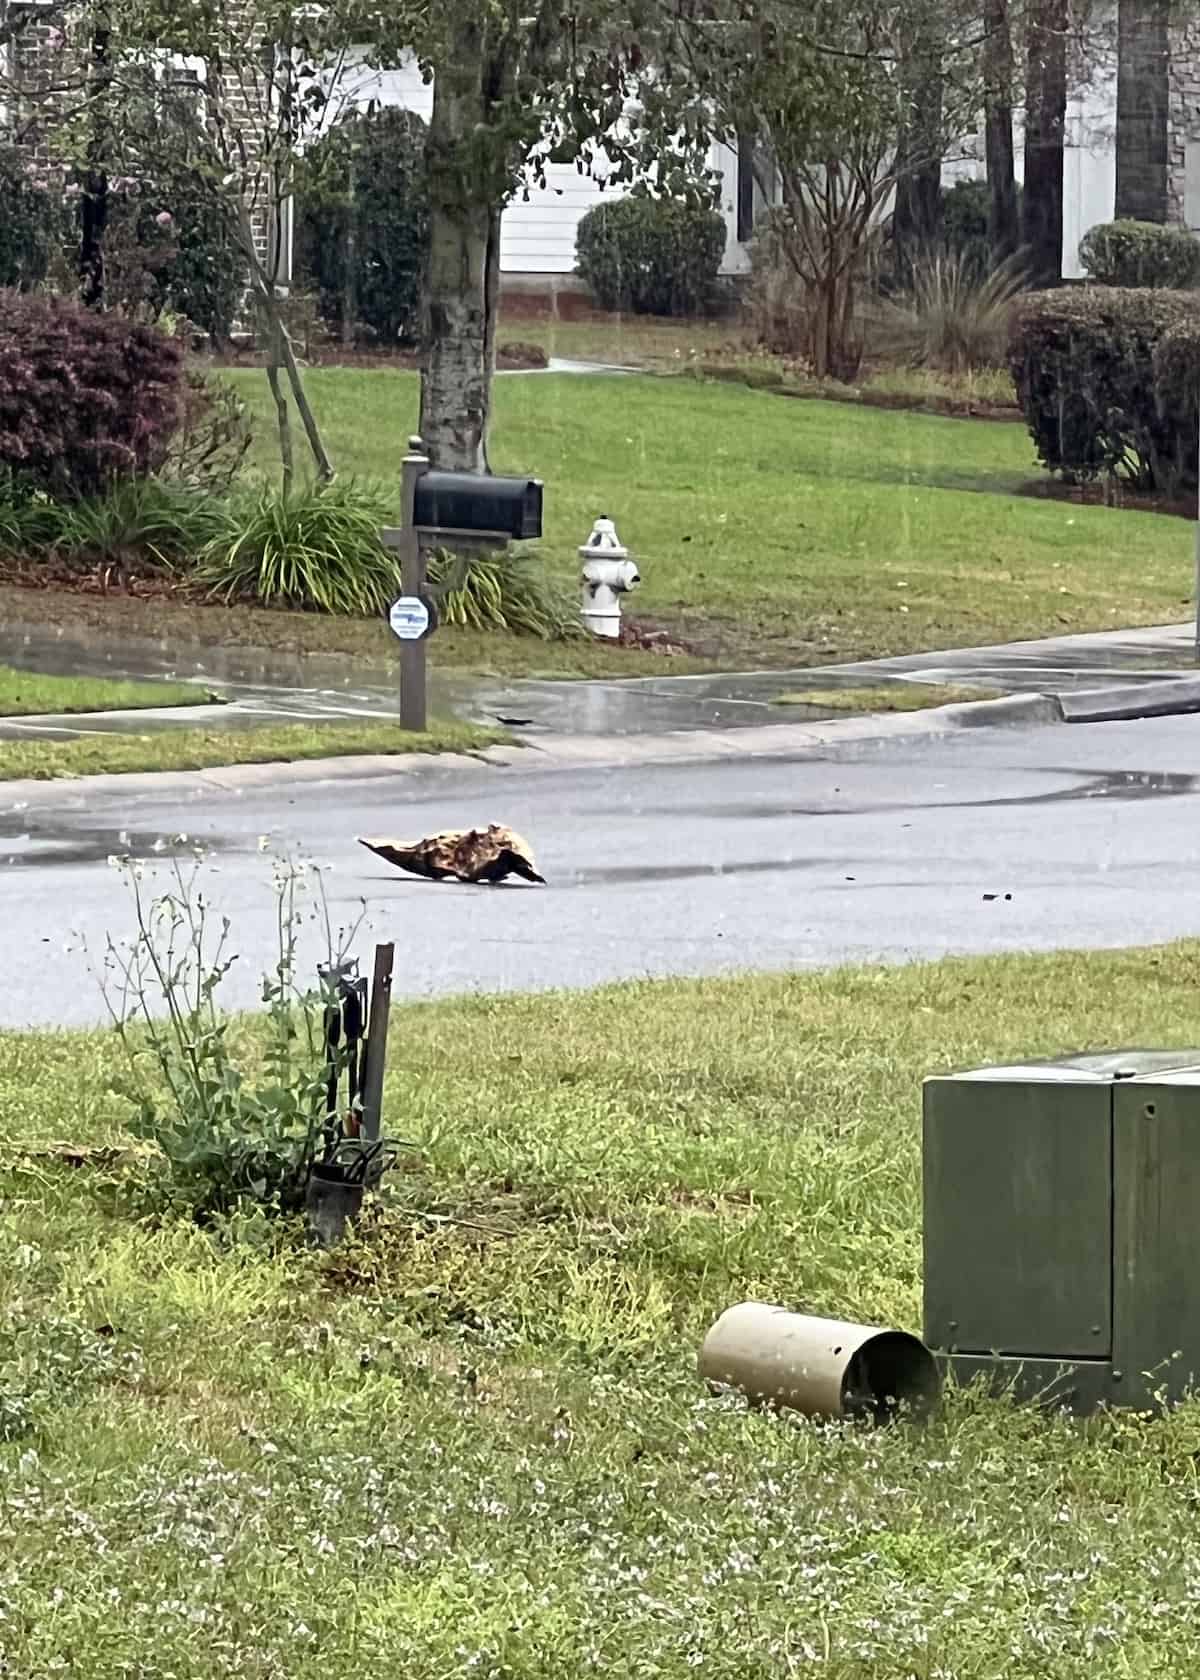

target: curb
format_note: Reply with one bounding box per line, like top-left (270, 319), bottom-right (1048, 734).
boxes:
top-left (4, 674), bottom-right (1196, 809)
top-left (0, 748), bottom-right (495, 809)
top-left (938, 692), bottom-right (1066, 730)
top-left (1059, 675), bottom-right (1200, 724)
top-left (0, 693), bottom-right (1059, 809)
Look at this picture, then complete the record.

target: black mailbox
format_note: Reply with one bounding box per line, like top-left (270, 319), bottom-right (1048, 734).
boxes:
top-left (413, 471), bottom-right (543, 540)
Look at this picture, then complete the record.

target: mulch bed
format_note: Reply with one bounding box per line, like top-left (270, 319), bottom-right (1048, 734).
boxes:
top-left (0, 556), bottom-right (189, 598)
top-left (1016, 476), bottom-right (1196, 521)
top-left (617, 619), bottom-right (696, 657)
top-left (769, 381), bottom-right (1022, 424)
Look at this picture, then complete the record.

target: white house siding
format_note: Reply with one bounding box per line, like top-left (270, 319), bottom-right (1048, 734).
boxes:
top-left (325, 51), bottom-right (747, 278)
top-left (328, 43), bottom-right (1140, 287)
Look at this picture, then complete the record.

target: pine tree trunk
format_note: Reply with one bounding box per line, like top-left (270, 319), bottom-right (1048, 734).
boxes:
top-left (984, 0), bottom-right (1020, 262)
top-left (1023, 0), bottom-right (1067, 286)
top-left (1115, 0), bottom-right (1170, 222)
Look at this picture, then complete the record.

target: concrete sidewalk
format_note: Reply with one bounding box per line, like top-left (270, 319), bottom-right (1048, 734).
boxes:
top-left (0, 616), bottom-right (1195, 744)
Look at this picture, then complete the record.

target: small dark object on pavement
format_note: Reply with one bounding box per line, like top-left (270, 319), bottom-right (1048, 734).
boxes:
top-left (358, 825), bottom-right (546, 885)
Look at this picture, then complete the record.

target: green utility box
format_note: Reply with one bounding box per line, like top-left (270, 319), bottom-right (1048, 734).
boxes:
top-left (923, 1050), bottom-right (1200, 1412)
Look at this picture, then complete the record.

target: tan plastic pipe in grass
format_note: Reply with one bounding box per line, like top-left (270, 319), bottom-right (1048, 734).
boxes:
top-left (699, 1302), bottom-right (942, 1425)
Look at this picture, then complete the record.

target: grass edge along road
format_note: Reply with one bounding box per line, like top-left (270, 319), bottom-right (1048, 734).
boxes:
top-left (4, 941), bottom-right (1200, 1675)
top-left (0, 663), bottom-right (208, 717)
top-left (0, 717), bottom-right (502, 781)
top-left (771, 681), bottom-right (994, 712)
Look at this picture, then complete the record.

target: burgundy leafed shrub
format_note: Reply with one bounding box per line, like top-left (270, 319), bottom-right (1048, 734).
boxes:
top-left (0, 290), bottom-right (186, 500)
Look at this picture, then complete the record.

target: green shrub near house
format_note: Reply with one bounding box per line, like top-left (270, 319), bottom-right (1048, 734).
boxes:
top-left (295, 108), bottom-right (429, 347)
top-left (1152, 320), bottom-right (1200, 494)
top-left (1079, 218), bottom-right (1200, 290)
top-left (1009, 285), bottom-right (1200, 494)
top-left (575, 193), bottom-right (726, 316)
top-left (104, 167), bottom-right (244, 344)
top-left (0, 147), bottom-right (60, 290)
top-left (0, 141), bottom-right (243, 341)
top-left (938, 178), bottom-right (993, 282)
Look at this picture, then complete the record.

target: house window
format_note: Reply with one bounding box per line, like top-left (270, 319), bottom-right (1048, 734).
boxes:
top-left (736, 131), bottom-right (755, 243)
top-left (163, 64), bottom-right (203, 117)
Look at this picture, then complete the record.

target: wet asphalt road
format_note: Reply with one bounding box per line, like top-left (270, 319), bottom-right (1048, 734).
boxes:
top-left (4, 711), bottom-right (1200, 1030)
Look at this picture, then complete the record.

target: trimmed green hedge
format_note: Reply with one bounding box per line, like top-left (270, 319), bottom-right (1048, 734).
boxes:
top-left (1153, 322), bottom-right (1200, 494)
top-left (1010, 286), bottom-right (1200, 492)
top-left (1079, 220), bottom-right (1200, 290)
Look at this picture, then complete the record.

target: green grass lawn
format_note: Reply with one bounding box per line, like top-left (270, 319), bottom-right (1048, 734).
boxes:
top-left (0, 662), bottom-right (206, 717)
top-left (4, 370), bottom-right (1192, 679)
top-left (0, 718), bottom-right (501, 781)
top-left (5, 942), bottom-right (1200, 1675)
top-left (225, 368), bottom-right (1193, 669)
top-left (498, 316), bottom-right (1020, 409)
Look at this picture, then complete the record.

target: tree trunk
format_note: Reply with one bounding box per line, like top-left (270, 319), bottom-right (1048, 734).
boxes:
top-left (420, 198), bottom-right (495, 471)
top-left (79, 15), bottom-right (112, 309)
top-left (419, 38), bottom-right (499, 474)
top-left (342, 170), bottom-right (356, 349)
top-left (1115, 0), bottom-right (1170, 222)
top-left (893, 45), bottom-right (944, 283)
top-left (483, 205), bottom-right (501, 401)
top-left (419, 13), bottom-right (516, 473)
top-left (1023, 0), bottom-right (1067, 287)
top-left (275, 301), bottom-right (335, 481)
top-left (239, 210), bottom-right (335, 483)
top-left (892, 154), bottom-right (942, 276)
top-left (266, 329), bottom-right (294, 497)
top-left (984, 0), bottom-right (1020, 262)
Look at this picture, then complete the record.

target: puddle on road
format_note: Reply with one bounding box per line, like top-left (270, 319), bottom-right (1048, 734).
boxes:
top-left (0, 820), bottom-right (231, 869)
top-left (564, 856), bottom-right (840, 886)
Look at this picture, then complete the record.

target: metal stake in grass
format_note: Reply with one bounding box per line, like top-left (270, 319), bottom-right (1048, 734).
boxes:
top-left (359, 942), bottom-right (395, 1178)
top-left (306, 942), bottom-right (397, 1247)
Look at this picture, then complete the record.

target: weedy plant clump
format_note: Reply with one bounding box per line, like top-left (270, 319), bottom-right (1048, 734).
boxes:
top-left (92, 853), bottom-right (365, 1222)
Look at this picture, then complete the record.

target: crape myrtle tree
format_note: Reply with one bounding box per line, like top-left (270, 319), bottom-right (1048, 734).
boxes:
top-left (671, 0), bottom-right (993, 379)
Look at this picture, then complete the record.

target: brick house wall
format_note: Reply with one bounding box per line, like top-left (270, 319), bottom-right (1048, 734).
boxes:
top-left (2, 1), bottom-right (73, 171)
top-left (1, 0), bottom-right (272, 320)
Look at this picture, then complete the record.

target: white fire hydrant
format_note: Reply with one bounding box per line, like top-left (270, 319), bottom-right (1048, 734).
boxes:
top-left (579, 515), bottom-right (640, 639)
